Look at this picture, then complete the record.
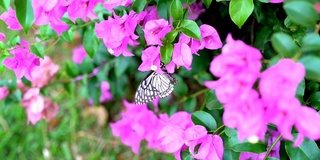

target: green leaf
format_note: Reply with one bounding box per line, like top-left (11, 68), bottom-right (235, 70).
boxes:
top-left (83, 25), bottom-right (100, 58)
top-left (229, 0), bottom-right (254, 28)
top-left (0, 0), bottom-right (10, 11)
top-left (205, 90), bottom-right (223, 110)
top-left (202, 0), bottom-right (212, 9)
top-left (296, 79), bottom-right (305, 103)
top-left (225, 136), bottom-right (267, 153)
top-left (183, 97), bottom-right (197, 112)
top-left (179, 20), bottom-right (201, 40)
top-left (14, 0), bottom-right (34, 33)
top-left (65, 61), bottom-right (79, 78)
top-left (223, 149), bottom-right (240, 160)
top-left (285, 135), bottom-right (320, 160)
top-left (0, 41), bottom-right (6, 50)
top-left (115, 56), bottom-right (130, 77)
top-left (299, 55), bottom-right (320, 82)
top-left (157, 0), bottom-right (171, 20)
top-left (9, 35), bottom-right (21, 47)
top-left (191, 111), bottom-right (217, 131)
top-left (302, 33), bottom-right (320, 52)
top-left (80, 57), bottom-right (94, 74)
top-left (87, 77), bottom-right (101, 105)
top-left (164, 30), bottom-right (179, 43)
top-left (11, 89), bottom-right (22, 102)
top-left (30, 43), bottom-right (44, 59)
top-left (173, 75), bottom-right (188, 97)
top-left (181, 149), bottom-right (193, 160)
top-left (271, 32), bottom-right (299, 58)
top-left (309, 92), bottom-right (320, 110)
top-left (170, 0), bottom-right (183, 20)
top-left (62, 29), bottom-right (75, 43)
top-left (284, 1), bottom-right (318, 27)
top-left (132, 0), bottom-right (147, 13)
top-left (38, 25), bottom-right (58, 41)
top-left (160, 44), bottom-right (173, 64)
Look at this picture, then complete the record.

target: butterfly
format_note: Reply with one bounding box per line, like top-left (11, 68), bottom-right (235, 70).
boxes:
top-left (135, 62), bottom-right (177, 105)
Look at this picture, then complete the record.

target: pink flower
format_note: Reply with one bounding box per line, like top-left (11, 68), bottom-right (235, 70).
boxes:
top-left (158, 124), bottom-right (185, 153)
top-left (223, 90), bottom-right (267, 141)
top-left (294, 106), bottom-right (320, 146)
top-left (138, 46), bottom-right (161, 71)
top-left (267, 98), bottom-right (301, 141)
top-left (158, 111), bottom-right (194, 155)
top-left (315, 3), bottom-right (320, 13)
top-left (172, 42), bottom-right (193, 70)
top-left (99, 81), bottom-right (113, 102)
top-left (0, 87), bottom-right (9, 100)
top-left (22, 88), bottom-right (59, 124)
top-left (3, 41), bottom-right (40, 81)
top-left (32, 0), bottom-right (68, 35)
top-left (103, 0), bottom-right (132, 12)
top-left (110, 100), bottom-right (164, 153)
top-left (141, 6), bottom-right (160, 26)
top-left (143, 19), bottom-right (172, 46)
top-left (31, 56), bottom-right (59, 88)
top-left (67, 0), bottom-right (103, 22)
top-left (211, 34), bottom-right (262, 78)
top-left (187, 2), bottom-right (205, 20)
top-left (72, 45), bottom-right (87, 64)
top-left (0, 7), bottom-right (22, 30)
top-left (205, 34), bottom-right (262, 103)
top-left (269, 0), bottom-right (283, 3)
top-left (179, 33), bottom-right (202, 54)
top-left (95, 11), bottom-right (146, 56)
top-left (0, 32), bottom-right (5, 41)
top-left (260, 59), bottom-right (305, 102)
top-left (138, 46), bottom-right (176, 73)
top-left (200, 24), bottom-right (223, 50)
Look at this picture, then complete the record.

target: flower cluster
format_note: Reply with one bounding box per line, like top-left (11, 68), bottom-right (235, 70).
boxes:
top-left (3, 40), bottom-right (40, 81)
top-left (110, 100), bottom-right (165, 153)
top-left (111, 100), bottom-right (224, 159)
top-left (95, 11), bottom-right (146, 57)
top-left (205, 34), bottom-right (320, 147)
top-left (138, 8), bottom-right (222, 73)
top-left (0, 0), bottom-right (106, 35)
top-left (21, 87), bottom-right (59, 125)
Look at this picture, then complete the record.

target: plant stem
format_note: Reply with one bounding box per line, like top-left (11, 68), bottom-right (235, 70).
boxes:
top-left (263, 134), bottom-right (282, 160)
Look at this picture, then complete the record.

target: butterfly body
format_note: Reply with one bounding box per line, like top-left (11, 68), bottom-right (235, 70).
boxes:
top-left (135, 62), bottom-right (176, 105)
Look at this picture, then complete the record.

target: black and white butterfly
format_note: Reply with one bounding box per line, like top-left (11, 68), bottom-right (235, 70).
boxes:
top-left (135, 62), bottom-right (177, 105)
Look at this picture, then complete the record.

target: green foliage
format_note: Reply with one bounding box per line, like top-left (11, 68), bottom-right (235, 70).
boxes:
top-left (0, 0), bottom-right (10, 11)
top-left (229, 0), bottom-right (254, 28)
top-left (179, 20), bottom-right (201, 40)
top-left (285, 134), bottom-right (320, 160)
top-left (170, 0), bottom-right (183, 20)
top-left (191, 111), bottom-right (217, 131)
top-left (132, 0), bottom-right (147, 13)
top-left (160, 43), bottom-right (173, 64)
top-left (83, 25), bottom-right (100, 58)
top-left (30, 43), bottom-right (45, 59)
top-left (14, 0), bottom-right (34, 34)
top-left (271, 32), bottom-right (299, 58)
top-left (299, 56), bottom-right (320, 82)
top-left (284, 1), bottom-right (319, 27)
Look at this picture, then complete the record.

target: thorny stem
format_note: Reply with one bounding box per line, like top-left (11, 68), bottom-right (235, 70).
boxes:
top-left (263, 134), bottom-right (282, 160)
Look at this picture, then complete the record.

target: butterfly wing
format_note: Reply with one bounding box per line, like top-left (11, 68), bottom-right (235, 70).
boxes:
top-left (135, 72), bottom-right (175, 105)
top-left (135, 72), bottom-right (161, 105)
